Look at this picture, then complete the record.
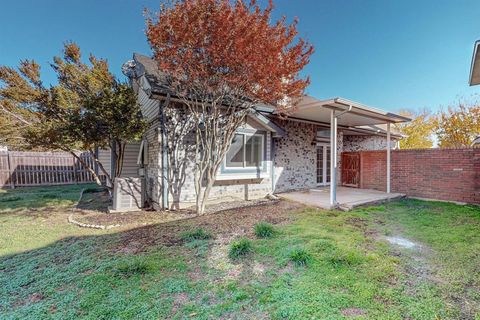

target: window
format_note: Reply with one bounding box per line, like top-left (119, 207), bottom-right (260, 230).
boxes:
top-left (225, 133), bottom-right (264, 168)
top-left (317, 129), bottom-right (330, 139)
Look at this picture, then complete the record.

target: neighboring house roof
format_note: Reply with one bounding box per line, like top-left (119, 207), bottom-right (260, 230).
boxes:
top-left (469, 40), bottom-right (480, 86)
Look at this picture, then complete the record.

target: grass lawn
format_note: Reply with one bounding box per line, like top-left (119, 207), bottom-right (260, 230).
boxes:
top-left (0, 185), bottom-right (479, 319)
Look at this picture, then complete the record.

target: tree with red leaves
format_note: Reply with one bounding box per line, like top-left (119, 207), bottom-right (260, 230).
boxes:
top-left (146, 0), bottom-right (313, 214)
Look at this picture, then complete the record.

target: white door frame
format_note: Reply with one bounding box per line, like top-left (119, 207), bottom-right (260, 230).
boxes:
top-left (316, 143), bottom-right (331, 186)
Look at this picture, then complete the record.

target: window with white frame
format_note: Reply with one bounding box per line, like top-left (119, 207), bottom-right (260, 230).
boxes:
top-left (225, 133), bottom-right (264, 168)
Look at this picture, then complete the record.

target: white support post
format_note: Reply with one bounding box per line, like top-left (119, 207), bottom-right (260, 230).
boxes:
top-left (330, 110), bottom-right (337, 207)
top-left (387, 122), bottom-right (391, 193)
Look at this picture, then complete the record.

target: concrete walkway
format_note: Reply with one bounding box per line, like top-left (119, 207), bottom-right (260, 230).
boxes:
top-left (278, 187), bottom-right (405, 211)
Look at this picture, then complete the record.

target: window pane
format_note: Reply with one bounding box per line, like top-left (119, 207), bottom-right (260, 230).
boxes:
top-left (226, 134), bottom-right (244, 167)
top-left (245, 135), bottom-right (262, 167)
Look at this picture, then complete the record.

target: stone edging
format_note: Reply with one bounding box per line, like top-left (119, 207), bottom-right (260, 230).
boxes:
top-left (68, 188), bottom-right (121, 230)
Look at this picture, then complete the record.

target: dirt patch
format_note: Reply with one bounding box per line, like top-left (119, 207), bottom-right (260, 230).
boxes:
top-left (169, 292), bottom-right (189, 316)
top-left (76, 190), bottom-right (110, 213)
top-left (110, 200), bottom-right (303, 255)
top-left (12, 292), bottom-right (44, 308)
top-left (341, 307), bottom-right (367, 317)
top-left (346, 217), bottom-right (369, 229)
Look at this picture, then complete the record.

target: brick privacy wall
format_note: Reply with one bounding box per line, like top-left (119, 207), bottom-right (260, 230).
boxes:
top-left (357, 148), bottom-right (480, 204)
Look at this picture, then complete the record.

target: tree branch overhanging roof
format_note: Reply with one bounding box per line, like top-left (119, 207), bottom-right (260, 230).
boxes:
top-left (126, 54), bottom-right (409, 132)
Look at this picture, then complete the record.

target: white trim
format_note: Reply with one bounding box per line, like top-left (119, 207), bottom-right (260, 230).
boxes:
top-left (387, 123), bottom-right (391, 193)
top-left (330, 110), bottom-right (337, 206)
top-left (137, 140), bottom-right (144, 165)
top-left (316, 143), bottom-right (331, 187)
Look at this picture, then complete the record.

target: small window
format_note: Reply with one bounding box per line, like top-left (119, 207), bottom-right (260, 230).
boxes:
top-left (225, 133), bottom-right (264, 168)
top-left (317, 129), bottom-right (330, 138)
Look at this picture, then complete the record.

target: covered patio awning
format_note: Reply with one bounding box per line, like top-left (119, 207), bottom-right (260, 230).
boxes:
top-left (267, 95), bottom-right (410, 209)
top-left (285, 96), bottom-right (410, 127)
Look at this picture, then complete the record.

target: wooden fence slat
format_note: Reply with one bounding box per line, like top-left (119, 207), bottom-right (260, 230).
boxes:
top-left (0, 151), bottom-right (95, 188)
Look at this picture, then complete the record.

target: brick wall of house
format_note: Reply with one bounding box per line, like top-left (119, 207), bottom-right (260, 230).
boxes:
top-left (272, 119), bottom-right (344, 193)
top-left (356, 148), bottom-right (480, 204)
top-left (144, 119), bottom-right (162, 210)
top-left (343, 135), bottom-right (398, 152)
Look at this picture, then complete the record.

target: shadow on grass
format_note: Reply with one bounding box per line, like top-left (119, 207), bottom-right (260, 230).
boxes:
top-left (0, 199), bottom-right (300, 319)
top-left (0, 184), bottom-right (99, 213)
top-left (0, 228), bottom-right (185, 318)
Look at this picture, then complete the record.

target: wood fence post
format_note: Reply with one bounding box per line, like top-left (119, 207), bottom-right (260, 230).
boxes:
top-left (73, 155), bottom-right (78, 184)
top-left (7, 152), bottom-right (14, 189)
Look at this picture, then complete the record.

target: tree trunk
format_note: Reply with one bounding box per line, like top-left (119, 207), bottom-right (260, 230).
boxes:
top-left (88, 148), bottom-right (113, 188)
top-left (70, 151), bottom-right (103, 186)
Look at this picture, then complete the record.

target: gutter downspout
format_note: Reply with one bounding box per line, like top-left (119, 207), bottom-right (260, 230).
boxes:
top-left (271, 137), bottom-right (276, 194)
top-left (329, 104), bottom-right (352, 208)
top-left (160, 94), bottom-right (171, 210)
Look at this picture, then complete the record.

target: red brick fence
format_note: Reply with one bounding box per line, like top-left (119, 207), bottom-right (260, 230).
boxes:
top-left (346, 148), bottom-right (480, 204)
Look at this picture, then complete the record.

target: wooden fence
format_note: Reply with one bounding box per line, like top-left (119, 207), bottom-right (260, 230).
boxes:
top-left (0, 151), bottom-right (96, 188)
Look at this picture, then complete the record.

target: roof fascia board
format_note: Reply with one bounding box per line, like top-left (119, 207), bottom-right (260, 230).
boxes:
top-left (269, 114), bottom-right (402, 138)
top-left (250, 113), bottom-right (286, 137)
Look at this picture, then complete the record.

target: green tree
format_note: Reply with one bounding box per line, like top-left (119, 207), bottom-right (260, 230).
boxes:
top-left (396, 109), bottom-right (435, 149)
top-left (436, 102), bottom-right (480, 148)
top-left (0, 43), bottom-right (146, 186)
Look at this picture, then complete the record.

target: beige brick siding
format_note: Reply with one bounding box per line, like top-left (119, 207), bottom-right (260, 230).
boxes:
top-left (272, 119), bottom-right (344, 192)
top-left (343, 135), bottom-right (398, 152)
top-left (144, 119), bottom-right (162, 210)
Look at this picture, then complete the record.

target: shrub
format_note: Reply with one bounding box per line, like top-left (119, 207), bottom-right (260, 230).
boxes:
top-left (254, 222), bottom-right (275, 238)
top-left (328, 249), bottom-right (365, 267)
top-left (181, 228), bottom-right (213, 242)
top-left (289, 248), bottom-right (312, 267)
top-left (114, 258), bottom-right (155, 276)
top-left (229, 238), bottom-right (253, 259)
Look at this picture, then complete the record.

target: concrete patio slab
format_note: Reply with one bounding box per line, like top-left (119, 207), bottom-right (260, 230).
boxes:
top-left (277, 187), bottom-right (405, 211)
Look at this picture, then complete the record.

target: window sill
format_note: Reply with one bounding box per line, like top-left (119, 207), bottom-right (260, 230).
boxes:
top-left (216, 172), bottom-right (268, 181)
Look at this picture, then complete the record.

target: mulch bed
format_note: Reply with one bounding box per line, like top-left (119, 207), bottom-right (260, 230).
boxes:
top-left (110, 200), bottom-right (305, 254)
top-left (70, 188), bottom-right (305, 254)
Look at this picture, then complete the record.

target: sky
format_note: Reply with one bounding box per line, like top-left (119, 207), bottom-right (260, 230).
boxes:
top-left (1, 0), bottom-right (480, 114)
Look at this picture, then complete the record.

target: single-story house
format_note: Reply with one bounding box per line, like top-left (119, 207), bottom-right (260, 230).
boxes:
top-left (469, 40), bottom-right (480, 85)
top-left (99, 54), bottom-right (410, 211)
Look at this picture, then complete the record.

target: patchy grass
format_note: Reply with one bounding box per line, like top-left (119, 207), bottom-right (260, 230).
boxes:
top-left (0, 186), bottom-right (479, 319)
top-left (254, 222), bottom-right (275, 238)
top-left (0, 184), bottom-right (89, 212)
top-left (0, 183), bottom-right (107, 257)
top-left (368, 199), bottom-right (480, 319)
top-left (228, 238), bottom-right (253, 260)
top-left (181, 228), bottom-right (213, 242)
top-left (114, 256), bottom-right (157, 277)
top-left (288, 248), bottom-right (312, 267)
